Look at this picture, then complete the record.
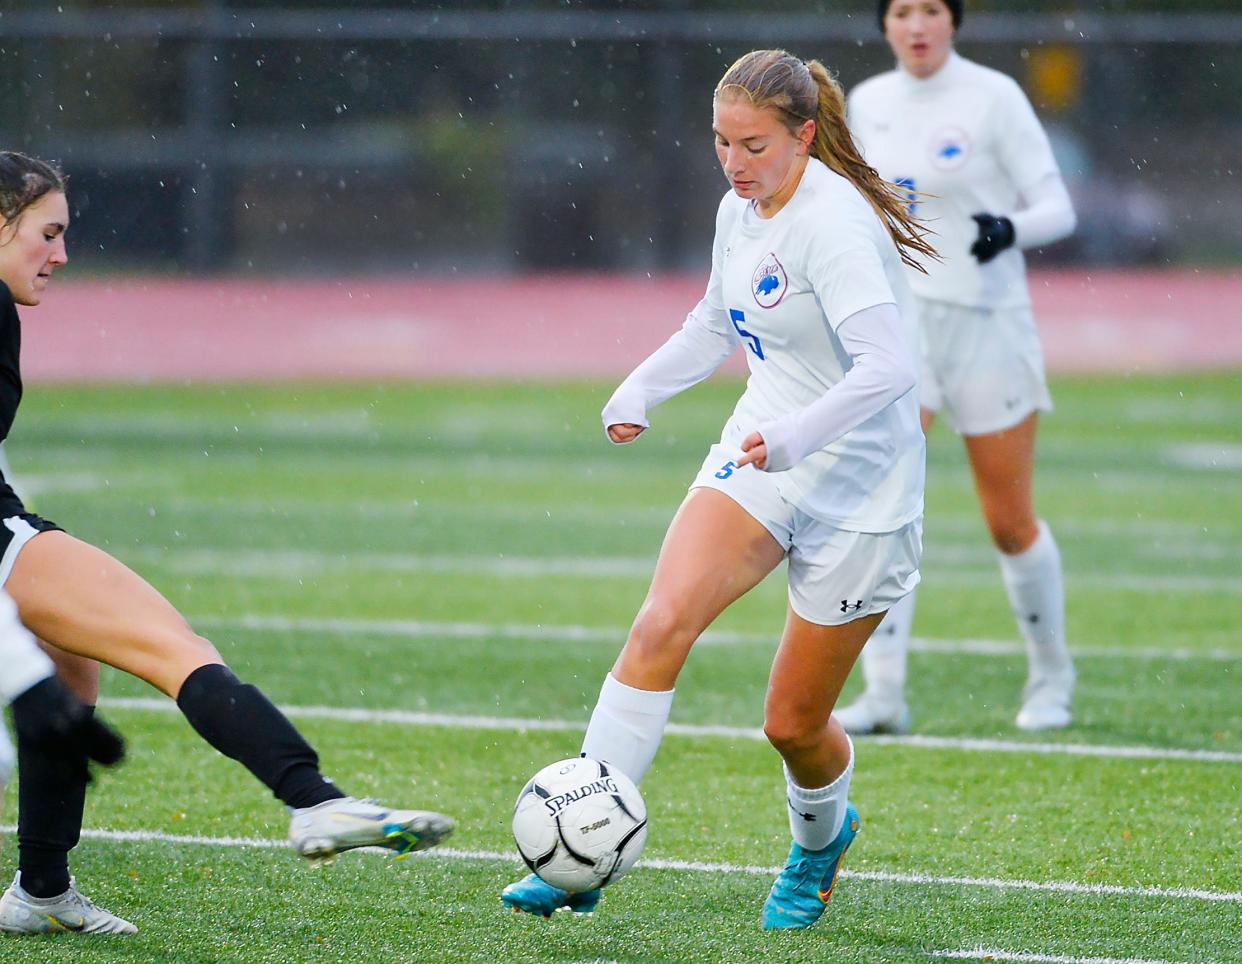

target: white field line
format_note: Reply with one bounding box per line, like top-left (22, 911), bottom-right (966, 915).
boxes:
top-left (91, 489), bottom-right (1242, 544)
top-left (932, 950), bottom-right (1213, 964)
top-left (3, 826), bottom-right (1237, 908)
top-left (189, 613), bottom-right (1242, 664)
top-left (96, 697), bottom-right (1242, 765)
top-left (17, 472), bottom-right (114, 498)
top-left (149, 548), bottom-right (655, 579)
top-left (132, 547), bottom-right (1242, 594)
top-left (1163, 442), bottom-right (1242, 471)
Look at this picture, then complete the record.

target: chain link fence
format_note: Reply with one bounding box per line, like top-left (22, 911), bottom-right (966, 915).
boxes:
top-left (1, 3), bottom-right (1237, 272)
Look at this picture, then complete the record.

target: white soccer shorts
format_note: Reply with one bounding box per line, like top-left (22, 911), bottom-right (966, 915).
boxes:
top-left (916, 298), bottom-right (1053, 436)
top-left (690, 443), bottom-right (921, 626)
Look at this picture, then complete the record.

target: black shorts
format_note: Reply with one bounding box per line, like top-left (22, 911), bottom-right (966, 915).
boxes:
top-left (0, 510), bottom-right (62, 587)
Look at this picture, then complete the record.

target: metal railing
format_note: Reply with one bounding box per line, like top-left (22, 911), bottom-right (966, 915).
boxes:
top-left (0, 8), bottom-right (1234, 269)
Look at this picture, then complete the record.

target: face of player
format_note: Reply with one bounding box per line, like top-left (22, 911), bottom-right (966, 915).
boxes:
top-left (0, 191), bottom-right (69, 307)
top-left (713, 95), bottom-right (814, 218)
top-left (884, 0), bottom-right (955, 79)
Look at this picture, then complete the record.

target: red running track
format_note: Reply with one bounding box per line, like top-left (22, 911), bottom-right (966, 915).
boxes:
top-left (21, 269), bottom-right (1241, 382)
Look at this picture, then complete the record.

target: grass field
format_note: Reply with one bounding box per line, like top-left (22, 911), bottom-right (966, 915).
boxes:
top-left (2, 372), bottom-right (1240, 963)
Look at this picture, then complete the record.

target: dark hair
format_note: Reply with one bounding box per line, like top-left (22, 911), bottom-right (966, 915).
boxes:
top-left (878, 0), bottom-right (963, 32)
top-left (0, 152), bottom-right (67, 229)
top-left (715, 50), bottom-right (936, 273)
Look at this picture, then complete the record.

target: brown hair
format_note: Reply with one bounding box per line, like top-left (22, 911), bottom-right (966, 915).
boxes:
top-left (715, 50), bottom-right (936, 272)
top-left (0, 152), bottom-right (67, 230)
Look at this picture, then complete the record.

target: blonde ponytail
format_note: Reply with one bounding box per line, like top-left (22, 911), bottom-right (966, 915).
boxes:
top-left (717, 50), bottom-right (937, 273)
top-left (804, 60), bottom-right (936, 273)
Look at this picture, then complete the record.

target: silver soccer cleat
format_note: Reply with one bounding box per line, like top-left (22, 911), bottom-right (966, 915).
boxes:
top-left (0, 873), bottom-right (137, 935)
top-left (289, 796), bottom-right (456, 866)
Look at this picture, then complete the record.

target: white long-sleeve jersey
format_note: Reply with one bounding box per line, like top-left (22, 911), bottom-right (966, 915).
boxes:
top-left (603, 158), bottom-right (924, 532)
top-left (849, 51), bottom-right (1076, 309)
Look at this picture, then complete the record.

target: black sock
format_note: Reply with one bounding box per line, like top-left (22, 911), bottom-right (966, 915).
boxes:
top-left (14, 705), bottom-right (89, 898)
top-left (176, 664), bottom-right (345, 810)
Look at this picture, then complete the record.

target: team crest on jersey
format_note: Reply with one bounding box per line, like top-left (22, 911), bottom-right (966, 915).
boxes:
top-left (929, 125), bottom-right (971, 171)
top-left (751, 253), bottom-right (787, 308)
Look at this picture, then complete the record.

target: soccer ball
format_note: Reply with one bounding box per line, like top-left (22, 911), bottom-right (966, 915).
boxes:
top-left (511, 756), bottom-right (648, 893)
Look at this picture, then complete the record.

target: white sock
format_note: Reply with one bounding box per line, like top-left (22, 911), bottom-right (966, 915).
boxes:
top-left (860, 589), bottom-right (916, 704)
top-left (580, 673), bottom-right (674, 785)
top-left (997, 520), bottom-right (1073, 683)
top-left (784, 738), bottom-right (854, 852)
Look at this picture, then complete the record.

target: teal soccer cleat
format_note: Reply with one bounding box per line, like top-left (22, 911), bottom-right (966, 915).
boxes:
top-left (761, 804), bottom-right (859, 930)
top-left (500, 874), bottom-right (601, 918)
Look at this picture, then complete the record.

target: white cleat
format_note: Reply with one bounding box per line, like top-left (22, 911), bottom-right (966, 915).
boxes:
top-left (832, 693), bottom-right (911, 735)
top-left (289, 796), bottom-right (456, 865)
top-left (1016, 671), bottom-right (1074, 731)
top-left (0, 873), bottom-right (136, 935)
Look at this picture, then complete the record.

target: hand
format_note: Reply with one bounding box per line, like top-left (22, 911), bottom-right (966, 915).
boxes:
top-left (11, 676), bottom-right (126, 774)
top-left (735, 431), bottom-right (768, 470)
top-left (606, 423), bottom-right (645, 444)
top-left (969, 213), bottom-right (1015, 264)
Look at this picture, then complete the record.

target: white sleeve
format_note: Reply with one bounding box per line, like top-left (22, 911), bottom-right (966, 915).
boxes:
top-left (601, 213), bottom-right (739, 439)
top-left (0, 591), bottom-right (54, 704)
top-left (600, 306), bottom-right (739, 436)
top-left (804, 202), bottom-right (898, 331)
top-left (1008, 173), bottom-right (1076, 250)
top-left (994, 79), bottom-right (1062, 196)
top-left (752, 302), bottom-right (917, 473)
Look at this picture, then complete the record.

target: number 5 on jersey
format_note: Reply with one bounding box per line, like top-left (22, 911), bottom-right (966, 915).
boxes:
top-left (729, 309), bottom-right (765, 361)
top-left (895, 177), bottom-right (917, 215)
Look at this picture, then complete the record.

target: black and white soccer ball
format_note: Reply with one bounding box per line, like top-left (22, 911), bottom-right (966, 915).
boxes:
top-left (511, 756), bottom-right (648, 893)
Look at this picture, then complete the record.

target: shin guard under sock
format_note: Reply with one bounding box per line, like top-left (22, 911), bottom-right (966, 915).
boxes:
top-left (176, 664), bottom-right (343, 810)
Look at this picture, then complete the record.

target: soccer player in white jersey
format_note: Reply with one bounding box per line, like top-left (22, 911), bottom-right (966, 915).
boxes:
top-left (836, 0), bottom-right (1078, 735)
top-left (501, 49), bottom-right (935, 930)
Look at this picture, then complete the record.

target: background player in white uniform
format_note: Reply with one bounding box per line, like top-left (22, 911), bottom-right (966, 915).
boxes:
top-left (501, 49), bottom-right (935, 930)
top-left (838, 0), bottom-right (1078, 734)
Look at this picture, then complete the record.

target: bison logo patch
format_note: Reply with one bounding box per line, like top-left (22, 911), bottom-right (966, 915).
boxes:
top-left (751, 253), bottom-right (787, 309)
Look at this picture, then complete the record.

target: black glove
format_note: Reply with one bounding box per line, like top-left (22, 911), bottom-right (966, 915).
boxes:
top-left (970, 212), bottom-right (1015, 264)
top-left (11, 675), bottom-right (126, 773)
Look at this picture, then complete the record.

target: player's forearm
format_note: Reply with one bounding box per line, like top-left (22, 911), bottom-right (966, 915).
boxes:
top-left (755, 303), bottom-right (916, 472)
top-left (1009, 174), bottom-right (1076, 250)
top-left (601, 311), bottom-right (736, 435)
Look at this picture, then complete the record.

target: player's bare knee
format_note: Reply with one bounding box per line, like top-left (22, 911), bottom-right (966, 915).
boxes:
top-left (762, 714), bottom-right (822, 758)
top-left (988, 518), bottom-right (1038, 555)
top-left (626, 603), bottom-right (697, 663)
